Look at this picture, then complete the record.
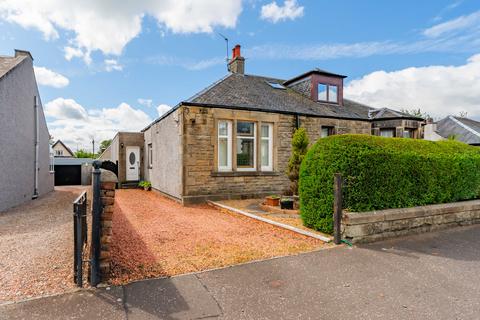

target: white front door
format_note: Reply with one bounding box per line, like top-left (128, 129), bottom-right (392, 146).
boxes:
top-left (126, 146), bottom-right (140, 181)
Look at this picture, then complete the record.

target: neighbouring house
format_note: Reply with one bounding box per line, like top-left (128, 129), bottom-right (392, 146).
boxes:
top-left (424, 116), bottom-right (480, 146)
top-left (0, 49), bottom-right (54, 212)
top-left (98, 132), bottom-right (144, 187)
top-left (52, 139), bottom-right (75, 157)
top-left (100, 45), bottom-right (424, 204)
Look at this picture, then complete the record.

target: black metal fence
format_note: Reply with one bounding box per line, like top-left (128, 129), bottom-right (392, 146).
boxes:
top-left (73, 191), bottom-right (88, 287)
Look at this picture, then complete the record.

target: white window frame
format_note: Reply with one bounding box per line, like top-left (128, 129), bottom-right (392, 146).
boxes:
top-left (260, 123), bottom-right (273, 171)
top-left (380, 128), bottom-right (395, 138)
top-left (218, 120), bottom-right (232, 171)
top-left (236, 121), bottom-right (256, 172)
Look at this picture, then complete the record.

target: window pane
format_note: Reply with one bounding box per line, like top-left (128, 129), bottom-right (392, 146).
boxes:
top-left (329, 85), bottom-right (338, 103)
top-left (318, 84), bottom-right (327, 101)
top-left (237, 138), bottom-right (254, 167)
top-left (219, 138), bottom-right (228, 167)
top-left (261, 124), bottom-right (269, 138)
top-left (218, 121), bottom-right (227, 136)
top-left (380, 129), bottom-right (395, 137)
top-left (237, 121), bottom-right (254, 136)
top-left (261, 140), bottom-right (269, 167)
top-left (404, 129), bottom-right (413, 138)
top-left (321, 127), bottom-right (331, 138)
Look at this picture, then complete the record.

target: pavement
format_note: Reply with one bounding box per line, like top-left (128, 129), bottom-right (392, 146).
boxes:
top-left (1, 225), bottom-right (479, 320)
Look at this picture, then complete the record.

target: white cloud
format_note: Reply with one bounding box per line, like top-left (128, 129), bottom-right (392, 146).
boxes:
top-left (104, 59), bottom-right (123, 72)
top-left (145, 55), bottom-right (225, 70)
top-left (157, 104), bottom-right (171, 116)
top-left (344, 54), bottom-right (480, 120)
top-left (138, 98), bottom-right (153, 108)
top-left (45, 98), bottom-right (152, 150)
top-left (45, 98), bottom-right (88, 120)
top-left (0, 0), bottom-right (243, 63)
top-left (33, 66), bottom-right (69, 88)
top-left (424, 10), bottom-right (480, 38)
top-left (261, 0), bottom-right (304, 23)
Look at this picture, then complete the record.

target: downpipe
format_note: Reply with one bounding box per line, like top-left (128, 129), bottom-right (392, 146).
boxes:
top-left (32, 96), bottom-right (39, 199)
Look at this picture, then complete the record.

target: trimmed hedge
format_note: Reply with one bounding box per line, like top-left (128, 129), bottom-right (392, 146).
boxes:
top-left (299, 134), bottom-right (480, 234)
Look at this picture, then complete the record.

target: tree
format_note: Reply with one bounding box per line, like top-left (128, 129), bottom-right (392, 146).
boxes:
top-left (99, 139), bottom-right (112, 154)
top-left (75, 149), bottom-right (95, 159)
top-left (286, 127), bottom-right (309, 196)
top-left (400, 108), bottom-right (431, 120)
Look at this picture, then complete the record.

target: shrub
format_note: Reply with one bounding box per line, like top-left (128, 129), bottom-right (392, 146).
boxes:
top-left (299, 135), bottom-right (480, 234)
top-left (138, 181), bottom-right (151, 188)
top-left (286, 127), bottom-right (310, 195)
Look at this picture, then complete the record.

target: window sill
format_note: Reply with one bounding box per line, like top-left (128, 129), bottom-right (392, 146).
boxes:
top-left (211, 171), bottom-right (279, 177)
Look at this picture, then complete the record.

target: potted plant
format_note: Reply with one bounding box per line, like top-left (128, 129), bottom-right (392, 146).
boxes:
top-left (138, 180), bottom-right (152, 191)
top-left (280, 197), bottom-right (294, 210)
top-left (265, 195), bottom-right (280, 206)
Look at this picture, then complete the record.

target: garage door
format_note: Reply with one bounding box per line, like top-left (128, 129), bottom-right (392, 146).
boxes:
top-left (55, 165), bottom-right (82, 185)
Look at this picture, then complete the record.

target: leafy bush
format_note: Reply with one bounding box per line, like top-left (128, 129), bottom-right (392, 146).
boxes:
top-left (299, 135), bottom-right (480, 234)
top-left (138, 181), bottom-right (151, 188)
top-left (286, 127), bottom-right (310, 195)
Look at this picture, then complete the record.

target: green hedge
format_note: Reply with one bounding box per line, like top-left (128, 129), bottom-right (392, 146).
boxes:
top-left (299, 134), bottom-right (480, 234)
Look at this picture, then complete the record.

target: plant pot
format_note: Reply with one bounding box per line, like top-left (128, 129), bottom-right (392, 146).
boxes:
top-left (144, 186), bottom-right (151, 191)
top-left (265, 196), bottom-right (280, 207)
top-left (280, 199), bottom-right (294, 210)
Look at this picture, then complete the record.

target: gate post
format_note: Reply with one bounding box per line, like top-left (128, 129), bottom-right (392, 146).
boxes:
top-left (90, 161), bottom-right (102, 286)
top-left (333, 173), bottom-right (343, 245)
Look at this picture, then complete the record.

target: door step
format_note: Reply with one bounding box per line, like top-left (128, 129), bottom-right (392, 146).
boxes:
top-left (121, 182), bottom-right (140, 189)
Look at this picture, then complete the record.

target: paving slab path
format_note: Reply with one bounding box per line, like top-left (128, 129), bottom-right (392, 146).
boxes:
top-left (2, 224), bottom-right (479, 319)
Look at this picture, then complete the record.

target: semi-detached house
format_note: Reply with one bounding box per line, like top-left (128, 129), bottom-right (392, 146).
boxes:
top-left (100, 45), bottom-right (424, 204)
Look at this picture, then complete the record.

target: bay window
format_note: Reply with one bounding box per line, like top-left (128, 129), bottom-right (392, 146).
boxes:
top-left (261, 123), bottom-right (273, 171)
top-left (217, 120), bottom-right (274, 173)
top-left (218, 120), bottom-right (232, 171)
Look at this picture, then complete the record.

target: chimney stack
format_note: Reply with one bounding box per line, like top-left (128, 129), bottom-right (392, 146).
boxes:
top-left (228, 44), bottom-right (245, 74)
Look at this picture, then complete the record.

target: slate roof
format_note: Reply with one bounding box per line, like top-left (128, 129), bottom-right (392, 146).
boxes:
top-left (436, 116), bottom-right (480, 145)
top-left (185, 73), bottom-right (373, 120)
top-left (143, 72), bottom-right (423, 131)
top-left (0, 55), bottom-right (27, 80)
top-left (369, 108), bottom-right (419, 120)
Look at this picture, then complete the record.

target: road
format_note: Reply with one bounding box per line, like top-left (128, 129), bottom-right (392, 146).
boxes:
top-left (1, 225), bottom-right (479, 319)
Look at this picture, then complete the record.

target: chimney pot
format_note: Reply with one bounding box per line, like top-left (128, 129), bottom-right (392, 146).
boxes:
top-left (232, 44), bottom-right (241, 59)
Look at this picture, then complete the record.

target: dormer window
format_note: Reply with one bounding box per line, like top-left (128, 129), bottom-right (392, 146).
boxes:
top-left (317, 83), bottom-right (338, 103)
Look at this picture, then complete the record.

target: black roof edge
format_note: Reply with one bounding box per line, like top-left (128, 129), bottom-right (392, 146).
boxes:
top-left (283, 69), bottom-right (347, 85)
top-left (372, 116), bottom-right (425, 121)
top-left (178, 101), bottom-right (372, 122)
top-left (141, 103), bottom-right (181, 132)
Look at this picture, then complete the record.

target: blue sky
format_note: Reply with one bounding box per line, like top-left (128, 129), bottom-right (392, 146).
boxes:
top-left (1, 0), bottom-right (479, 150)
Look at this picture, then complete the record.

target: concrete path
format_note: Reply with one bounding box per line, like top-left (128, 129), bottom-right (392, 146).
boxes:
top-left (2, 225), bottom-right (479, 320)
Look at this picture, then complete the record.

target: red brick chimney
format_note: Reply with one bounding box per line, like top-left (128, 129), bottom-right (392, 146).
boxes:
top-left (228, 44), bottom-right (245, 74)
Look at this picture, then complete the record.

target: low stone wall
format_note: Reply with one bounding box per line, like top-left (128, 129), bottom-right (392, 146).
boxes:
top-left (342, 200), bottom-right (480, 243)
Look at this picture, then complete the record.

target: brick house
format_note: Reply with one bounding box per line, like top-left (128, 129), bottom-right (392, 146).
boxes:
top-left (102, 45), bottom-right (423, 204)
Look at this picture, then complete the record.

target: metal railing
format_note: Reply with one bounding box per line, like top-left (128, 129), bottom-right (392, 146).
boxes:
top-left (73, 191), bottom-right (88, 287)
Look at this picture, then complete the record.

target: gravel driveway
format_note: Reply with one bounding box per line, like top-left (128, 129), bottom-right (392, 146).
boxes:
top-left (110, 189), bottom-right (329, 284)
top-left (0, 186), bottom-right (88, 304)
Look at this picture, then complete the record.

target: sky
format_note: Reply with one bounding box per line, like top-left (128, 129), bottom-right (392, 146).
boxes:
top-left (1, 0), bottom-right (479, 151)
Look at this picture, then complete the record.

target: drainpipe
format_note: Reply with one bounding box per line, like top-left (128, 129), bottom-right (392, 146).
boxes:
top-left (295, 114), bottom-right (300, 129)
top-left (33, 96), bottom-right (39, 199)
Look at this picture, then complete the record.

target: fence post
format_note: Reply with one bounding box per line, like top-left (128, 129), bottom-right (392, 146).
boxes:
top-left (90, 160), bottom-right (102, 286)
top-left (333, 173), bottom-right (343, 245)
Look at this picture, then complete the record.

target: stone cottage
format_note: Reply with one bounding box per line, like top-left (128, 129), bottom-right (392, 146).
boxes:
top-left (0, 50), bottom-right (54, 211)
top-left (102, 45), bottom-right (424, 204)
